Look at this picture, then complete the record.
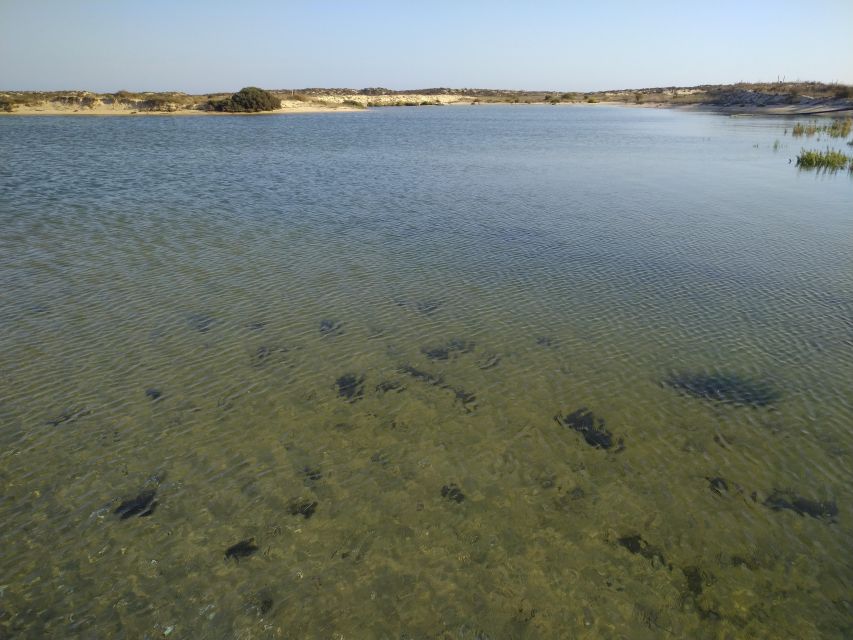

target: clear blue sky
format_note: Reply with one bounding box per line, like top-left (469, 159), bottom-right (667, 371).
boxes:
top-left (1, 0), bottom-right (851, 92)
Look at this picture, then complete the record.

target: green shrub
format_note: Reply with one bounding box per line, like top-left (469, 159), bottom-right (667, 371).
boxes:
top-left (209, 87), bottom-right (281, 112)
top-left (342, 99), bottom-right (365, 109)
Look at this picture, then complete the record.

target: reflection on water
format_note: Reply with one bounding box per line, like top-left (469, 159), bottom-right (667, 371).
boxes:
top-left (0, 106), bottom-right (852, 638)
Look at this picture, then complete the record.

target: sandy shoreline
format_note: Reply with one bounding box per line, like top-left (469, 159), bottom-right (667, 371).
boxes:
top-left (7, 102), bottom-right (851, 118)
top-left (2, 91), bottom-right (850, 117)
top-left (0, 105), bottom-right (354, 116)
top-left (0, 93), bottom-right (474, 116)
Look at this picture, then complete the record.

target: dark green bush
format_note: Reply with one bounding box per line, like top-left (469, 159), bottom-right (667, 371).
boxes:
top-left (209, 87), bottom-right (281, 112)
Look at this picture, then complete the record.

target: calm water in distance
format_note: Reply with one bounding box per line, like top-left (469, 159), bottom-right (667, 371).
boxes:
top-left (1, 105), bottom-right (852, 638)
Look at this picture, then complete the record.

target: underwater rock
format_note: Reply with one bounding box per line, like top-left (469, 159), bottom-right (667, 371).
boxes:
top-left (301, 467), bottom-right (322, 485)
top-left (370, 451), bottom-right (390, 466)
top-left (114, 489), bottom-right (157, 519)
top-left (537, 473), bottom-right (556, 489)
top-left (187, 313), bottom-right (215, 333)
top-left (302, 467), bottom-right (322, 482)
top-left (450, 386), bottom-right (477, 412)
top-left (225, 538), bottom-right (259, 561)
top-left (399, 365), bottom-right (443, 386)
top-left (680, 566), bottom-right (721, 620)
top-left (399, 365), bottom-right (477, 412)
top-left (421, 338), bottom-right (475, 361)
top-left (145, 388), bottom-right (163, 401)
top-left (421, 346), bottom-right (450, 361)
top-left (567, 486), bottom-right (585, 500)
top-left (319, 319), bottom-right (343, 336)
top-left (253, 345), bottom-right (273, 364)
top-left (477, 352), bottom-right (501, 370)
top-left (415, 300), bottom-right (441, 316)
top-left (393, 297), bottom-right (443, 316)
top-left (555, 408), bottom-right (616, 450)
top-left (287, 500), bottom-right (318, 519)
top-left (335, 373), bottom-right (365, 402)
top-left (375, 380), bottom-right (406, 394)
top-left (707, 477), bottom-right (729, 496)
top-left (682, 566), bottom-right (706, 597)
top-left (441, 483), bottom-right (466, 503)
top-left (617, 534), bottom-right (669, 569)
top-left (252, 345), bottom-right (287, 367)
top-left (664, 371), bottom-right (780, 407)
top-left (730, 555), bottom-right (760, 570)
top-left (244, 589), bottom-right (274, 617)
top-left (45, 407), bottom-right (91, 427)
top-left (763, 489), bottom-right (838, 520)
top-left (447, 338), bottom-right (474, 353)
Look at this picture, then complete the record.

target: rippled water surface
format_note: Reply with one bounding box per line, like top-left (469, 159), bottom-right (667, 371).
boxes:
top-left (1, 106), bottom-right (852, 639)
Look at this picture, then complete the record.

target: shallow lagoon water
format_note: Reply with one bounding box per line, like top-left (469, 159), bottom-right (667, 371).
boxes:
top-left (0, 105), bottom-right (852, 638)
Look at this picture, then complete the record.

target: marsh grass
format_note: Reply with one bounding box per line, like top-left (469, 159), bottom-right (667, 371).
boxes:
top-left (795, 148), bottom-right (852, 171)
top-left (827, 118), bottom-right (852, 138)
top-left (792, 118), bottom-right (851, 139)
top-left (792, 122), bottom-right (819, 137)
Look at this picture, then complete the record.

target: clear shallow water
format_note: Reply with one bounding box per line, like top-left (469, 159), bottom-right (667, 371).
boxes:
top-left (0, 105), bottom-right (851, 639)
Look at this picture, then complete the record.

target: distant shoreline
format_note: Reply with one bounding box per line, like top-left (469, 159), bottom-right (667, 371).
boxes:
top-left (2, 82), bottom-right (852, 117)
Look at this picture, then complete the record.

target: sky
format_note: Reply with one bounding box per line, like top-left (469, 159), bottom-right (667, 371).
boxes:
top-left (1, 0), bottom-right (852, 93)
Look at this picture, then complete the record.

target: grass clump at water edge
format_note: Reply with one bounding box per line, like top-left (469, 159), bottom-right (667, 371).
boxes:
top-left (791, 118), bottom-right (852, 139)
top-left (826, 117), bottom-right (852, 138)
top-left (795, 148), bottom-right (852, 171)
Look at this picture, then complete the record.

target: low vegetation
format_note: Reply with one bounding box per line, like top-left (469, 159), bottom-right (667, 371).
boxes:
top-left (792, 122), bottom-right (819, 137)
top-left (827, 118), bottom-right (852, 138)
top-left (791, 118), bottom-right (852, 139)
top-left (207, 87), bottom-right (281, 113)
top-left (795, 148), bottom-right (852, 171)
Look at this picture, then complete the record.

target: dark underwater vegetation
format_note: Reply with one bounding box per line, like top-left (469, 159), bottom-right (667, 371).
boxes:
top-left (663, 371), bottom-right (781, 407)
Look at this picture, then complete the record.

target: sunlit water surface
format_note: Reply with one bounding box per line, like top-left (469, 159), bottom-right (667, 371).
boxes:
top-left (1, 106), bottom-right (852, 639)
